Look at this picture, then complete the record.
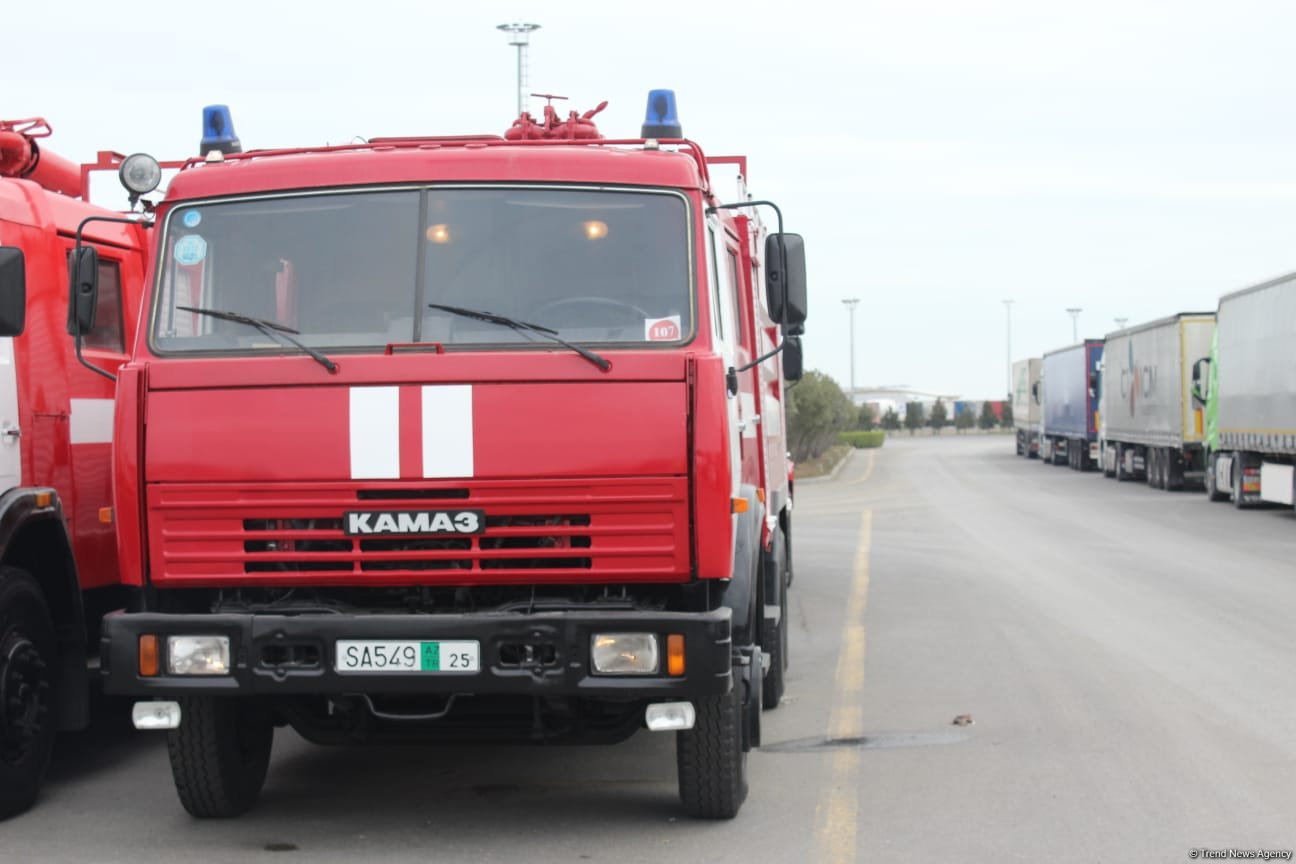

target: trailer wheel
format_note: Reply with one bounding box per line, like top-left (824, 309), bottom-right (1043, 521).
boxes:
top-left (167, 695), bottom-right (274, 818)
top-left (677, 680), bottom-right (747, 819)
top-left (1147, 448), bottom-right (1162, 489)
top-left (0, 570), bottom-right (57, 820)
top-left (1115, 445), bottom-right (1130, 482)
top-left (1205, 454), bottom-right (1228, 502)
top-left (1102, 445), bottom-right (1116, 478)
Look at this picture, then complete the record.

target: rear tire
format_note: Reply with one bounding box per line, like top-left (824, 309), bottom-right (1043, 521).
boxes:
top-left (0, 571), bottom-right (57, 820)
top-left (677, 681), bottom-right (747, 819)
top-left (167, 695), bottom-right (274, 818)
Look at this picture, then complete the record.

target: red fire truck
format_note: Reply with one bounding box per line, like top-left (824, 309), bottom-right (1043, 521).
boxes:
top-left (0, 118), bottom-right (159, 817)
top-left (99, 93), bottom-right (808, 819)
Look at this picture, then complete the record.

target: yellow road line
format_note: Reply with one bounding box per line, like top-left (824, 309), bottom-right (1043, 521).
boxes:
top-left (813, 509), bottom-right (873, 864)
top-left (851, 449), bottom-right (877, 486)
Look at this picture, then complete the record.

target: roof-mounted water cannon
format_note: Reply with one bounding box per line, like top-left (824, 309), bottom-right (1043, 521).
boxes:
top-left (641, 89), bottom-right (682, 139)
top-left (0, 118), bottom-right (84, 198)
top-left (200, 105), bottom-right (242, 158)
top-left (505, 95), bottom-right (607, 140)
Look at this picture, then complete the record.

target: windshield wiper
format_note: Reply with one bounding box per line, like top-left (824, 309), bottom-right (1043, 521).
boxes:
top-left (427, 302), bottom-right (611, 371)
top-left (177, 306), bottom-right (338, 373)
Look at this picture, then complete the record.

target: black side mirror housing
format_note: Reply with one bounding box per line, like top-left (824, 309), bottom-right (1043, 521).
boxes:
top-left (1191, 358), bottom-right (1208, 407)
top-left (782, 334), bottom-right (803, 382)
top-left (765, 233), bottom-right (807, 334)
top-left (0, 247), bottom-right (27, 337)
top-left (67, 246), bottom-right (100, 336)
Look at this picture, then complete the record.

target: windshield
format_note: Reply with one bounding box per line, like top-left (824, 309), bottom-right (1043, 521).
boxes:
top-left (152, 187), bottom-right (693, 353)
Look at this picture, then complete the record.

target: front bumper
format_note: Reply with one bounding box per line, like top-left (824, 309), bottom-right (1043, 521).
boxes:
top-left (101, 608), bottom-right (732, 699)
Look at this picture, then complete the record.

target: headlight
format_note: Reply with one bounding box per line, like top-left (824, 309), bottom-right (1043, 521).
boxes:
top-left (591, 633), bottom-right (659, 675)
top-left (167, 635), bottom-right (230, 675)
top-left (118, 153), bottom-right (162, 196)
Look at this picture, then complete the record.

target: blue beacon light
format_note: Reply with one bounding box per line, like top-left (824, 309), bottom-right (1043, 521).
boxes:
top-left (200, 105), bottom-right (243, 156)
top-left (641, 89), bottom-right (683, 138)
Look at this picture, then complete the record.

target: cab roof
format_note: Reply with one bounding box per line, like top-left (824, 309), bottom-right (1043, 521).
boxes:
top-left (164, 141), bottom-right (710, 203)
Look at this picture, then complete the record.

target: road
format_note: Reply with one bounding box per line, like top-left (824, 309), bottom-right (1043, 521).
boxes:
top-left (8, 434), bottom-right (1296, 862)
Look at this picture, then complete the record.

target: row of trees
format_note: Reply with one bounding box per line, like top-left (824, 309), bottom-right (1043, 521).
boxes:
top-left (786, 372), bottom-right (1018, 460)
top-left (878, 398), bottom-right (1014, 435)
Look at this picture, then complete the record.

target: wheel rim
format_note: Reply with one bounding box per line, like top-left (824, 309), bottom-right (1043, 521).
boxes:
top-left (0, 633), bottom-right (48, 767)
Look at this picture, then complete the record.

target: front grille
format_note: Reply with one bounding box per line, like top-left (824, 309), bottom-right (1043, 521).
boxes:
top-left (149, 478), bottom-right (688, 586)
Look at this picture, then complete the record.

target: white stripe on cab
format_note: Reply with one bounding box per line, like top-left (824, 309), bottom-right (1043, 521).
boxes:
top-left (349, 387), bottom-right (401, 479)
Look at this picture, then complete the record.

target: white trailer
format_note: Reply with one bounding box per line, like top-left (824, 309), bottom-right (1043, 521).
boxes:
top-left (1201, 272), bottom-right (1296, 507)
top-left (1099, 313), bottom-right (1214, 489)
top-left (1011, 358), bottom-right (1041, 457)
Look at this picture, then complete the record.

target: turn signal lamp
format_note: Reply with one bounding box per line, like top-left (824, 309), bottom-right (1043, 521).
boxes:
top-left (666, 634), bottom-right (686, 676)
top-left (138, 635), bottom-right (159, 677)
top-left (641, 89), bottom-right (682, 138)
top-left (200, 105), bottom-right (242, 156)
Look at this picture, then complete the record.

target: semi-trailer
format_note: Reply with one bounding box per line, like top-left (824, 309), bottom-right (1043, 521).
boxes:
top-left (1098, 313), bottom-right (1214, 489)
top-left (1011, 357), bottom-right (1041, 457)
top-left (1040, 340), bottom-right (1104, 471)
top-left (1197, 271), bottom-right (1296, 507)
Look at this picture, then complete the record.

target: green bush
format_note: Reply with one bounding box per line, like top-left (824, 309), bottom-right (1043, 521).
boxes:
top-left (839, 430), bottom-right (886, 449)
top-left (787, 370), bottom-right (856, 462)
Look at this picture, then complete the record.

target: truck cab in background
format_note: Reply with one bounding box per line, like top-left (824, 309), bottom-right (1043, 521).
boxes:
top-left (0, 118), bottom-right (151, 817)
top-left (98, 94), bottom-right (807, 820)
top-left (1197, 272), bottom-right (1296, 508)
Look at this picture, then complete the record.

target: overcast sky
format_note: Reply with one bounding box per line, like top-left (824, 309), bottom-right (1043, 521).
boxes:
top-left (9, 0), bottom-right (1296, 398)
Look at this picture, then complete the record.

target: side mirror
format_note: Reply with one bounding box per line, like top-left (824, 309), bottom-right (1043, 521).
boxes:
top-left (1191, 358), bottom-right (1208, 407)
top-left (782, 334), bottom-right (803, 382)
top-left (765, 233), bottom-right (807, 334)
top-left (0, 247), bottom-right (27, 337)
top-left (67, 246), bottom-right (100, 336)
top-left (1088, 372), bottom-right (1098, 399)
top-left (1030, 381), bottom-right (1040, 404)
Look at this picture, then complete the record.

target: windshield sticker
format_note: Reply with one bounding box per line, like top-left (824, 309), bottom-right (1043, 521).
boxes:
top-left (181, 210), bottom-right (202, 228)
top-left (645, 315), bottom-right (681, 342)
top-left (174, 234), bottom-right (208, 266)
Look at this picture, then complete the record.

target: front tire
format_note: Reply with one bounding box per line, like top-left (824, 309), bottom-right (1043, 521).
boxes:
top-left (677, 681), bottom-right (748, 819)
top-left (0, 571), bottom-right (57, 820)
top-left (167, 695), bottom-right (274, 818)
top-left (1205, 453), bottom-right (1228, 502)
top-left (761, 567), bottom-right (788, 711)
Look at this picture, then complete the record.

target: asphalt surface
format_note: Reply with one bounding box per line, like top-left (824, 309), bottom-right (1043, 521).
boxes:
top-left (6, 434), bottom-right (1296, 863)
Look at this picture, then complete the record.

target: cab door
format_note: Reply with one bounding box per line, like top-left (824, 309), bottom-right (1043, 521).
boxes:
top-left (0, 329), bottom-right (21, 491)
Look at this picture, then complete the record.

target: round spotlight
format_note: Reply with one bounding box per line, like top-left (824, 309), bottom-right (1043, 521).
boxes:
top-left (426, 223), bottom-right (451, 244)
top-left (119, 153), bottom-right (162, 196)
top-left (583, 220), bottom-right (608, 240)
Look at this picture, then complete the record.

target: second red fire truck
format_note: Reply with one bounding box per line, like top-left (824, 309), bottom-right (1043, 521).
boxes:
top-left (98, 94), bottom-right (808, 819)
top-left (0, 118), bottom-right (160, 817)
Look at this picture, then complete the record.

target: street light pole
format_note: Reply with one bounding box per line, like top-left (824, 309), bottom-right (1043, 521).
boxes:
top-left (842, 298), bottom-right (860, 395)
top-left (1066, 307), bottom-right (1083, 343)
top-left (1003, 299), bottom-right (1014, 395)
top-left (1114, 317), bottom-right (1129, 330)
top-left (496, 23), bottom-right (541, 117)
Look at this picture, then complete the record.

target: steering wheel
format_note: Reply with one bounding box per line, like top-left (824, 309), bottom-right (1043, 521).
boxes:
top-left (533, 296), bottom-right (651, 327)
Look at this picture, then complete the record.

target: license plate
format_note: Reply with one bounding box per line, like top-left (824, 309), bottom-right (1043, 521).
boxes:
top-left (335, 640), bottom-right (480, 674)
